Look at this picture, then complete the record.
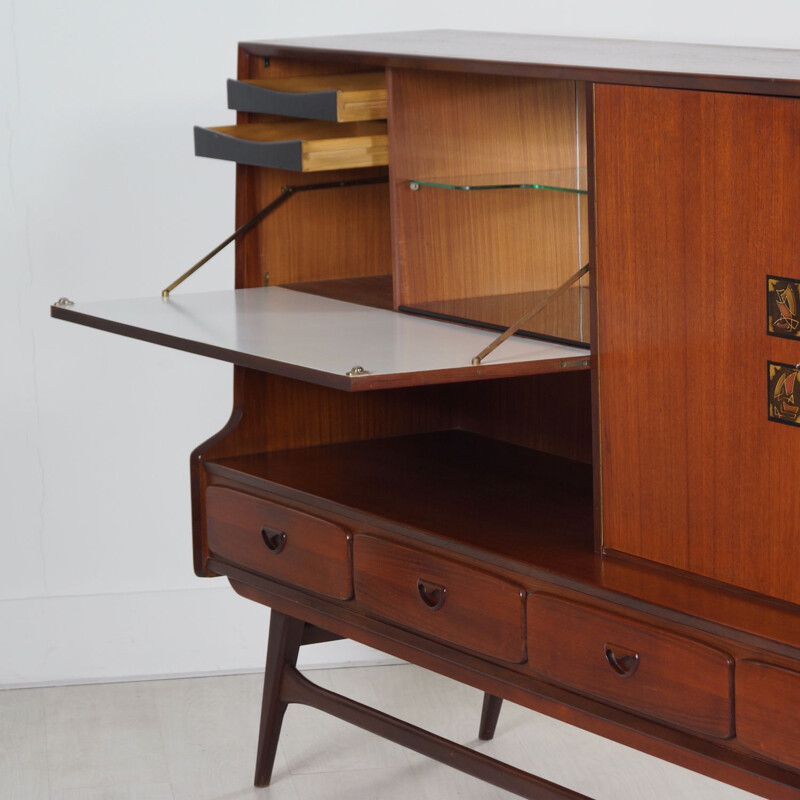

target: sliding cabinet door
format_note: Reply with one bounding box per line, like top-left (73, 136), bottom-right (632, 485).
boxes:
top-left (594, 83), bottom-right (800, 603)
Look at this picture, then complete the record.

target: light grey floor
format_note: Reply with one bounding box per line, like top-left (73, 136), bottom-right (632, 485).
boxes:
top-left (0, 663), bottom-right (760, 800)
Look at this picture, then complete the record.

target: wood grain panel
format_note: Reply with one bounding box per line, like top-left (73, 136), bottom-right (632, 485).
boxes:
top-left (206, 486), bottom-right (353, 599)
top-left (456, 372), bottom-right (593, 464)
top-left (389, 69), bottom-right (586, 316)
top-left (737, 660), bottom-right (800, 771)
top-left (595, 84), bottom-right (800, 604)
top-left (354, 534), bottom-right (526, 662)
top-left (527, 594), bottom-right (734, 738)
top-left (229, 370), bottom-right (454, 456)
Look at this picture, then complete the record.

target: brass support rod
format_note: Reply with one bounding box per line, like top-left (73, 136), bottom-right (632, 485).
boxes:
top-left (471, 264), bottom-right (590, 365)
top-left (161, 188), bottom-right (292, 298)
top-left (161, 176), bottom-right (388, 298)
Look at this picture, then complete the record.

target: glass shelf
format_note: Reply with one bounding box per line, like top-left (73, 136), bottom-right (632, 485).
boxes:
top-left (409, 167), bottom-right (587, 194)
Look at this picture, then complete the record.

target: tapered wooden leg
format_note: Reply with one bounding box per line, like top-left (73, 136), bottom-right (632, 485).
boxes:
top-left (478, 693), bottom-right (504, 741)
top-left (254, 610), bottom-right (306, 787)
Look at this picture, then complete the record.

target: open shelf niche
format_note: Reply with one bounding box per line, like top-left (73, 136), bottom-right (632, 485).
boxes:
top-left (390, 71), bottom-right (590, 347)
top-left (206, 429), bottom-right (595, 573)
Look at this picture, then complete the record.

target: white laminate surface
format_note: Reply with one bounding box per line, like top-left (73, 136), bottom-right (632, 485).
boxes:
top-left (54, 287), bottom-right (589, 390)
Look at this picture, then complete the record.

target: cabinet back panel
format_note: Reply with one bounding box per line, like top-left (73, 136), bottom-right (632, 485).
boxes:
top-left (226, 370), bottom-right (454, 456)
top-left (216, 371), bottom-right (591, 463)
top-left (595, 83), bottom-right (800, 604)
top-left (233, 55), bottom-right (390, 290)
top-left (456, 372), bottom-right (592, 464)
top-left (389, 69), bottom-right (587, 311)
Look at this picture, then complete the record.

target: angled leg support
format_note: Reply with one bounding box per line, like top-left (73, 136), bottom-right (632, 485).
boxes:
top-left (253, 611), bottom-right (306, 787)
top-left (254, 612), bottom-right (512, 790)
top-left (479, 693), bottom-right (504, 740)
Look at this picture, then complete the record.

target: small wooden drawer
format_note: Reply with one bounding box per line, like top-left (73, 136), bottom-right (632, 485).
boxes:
top-left (193, 120), bottom-right (388, 172)
top-left (527, 594), bottom-right (734, 738)
top-left (227, 72), bottom-right (387, 122)
top-left (737, 660), bottom-right (800, 770)
top-left (353, 534), bottom-right (525, 663)
top-left (205, 486), bottom-right (353, 600)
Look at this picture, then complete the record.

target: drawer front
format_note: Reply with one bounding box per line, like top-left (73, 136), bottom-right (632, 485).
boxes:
top-left (354, 534), bottom-right (525, 663)
top-left (737, 660), bottom-right (800, 770)
top-left (206, 486), bottom-right (353, 600)
top-left (527, 594), bottom-right (733, 738)
top-left (194, 121), bottom-right (388, 172)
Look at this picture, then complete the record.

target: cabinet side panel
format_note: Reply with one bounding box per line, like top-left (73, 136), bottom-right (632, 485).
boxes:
top-left (595, 84), bottom-right (800, 604)
top-left (389, 69), bottom-right (583, 306)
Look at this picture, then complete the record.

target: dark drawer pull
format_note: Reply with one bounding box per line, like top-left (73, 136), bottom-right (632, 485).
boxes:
top-left (417, 579), bottom-right (447, 611)
top-left (261, 526), bottom-right (287, 554)
top-left (604, 643), bottom-right (640, 678)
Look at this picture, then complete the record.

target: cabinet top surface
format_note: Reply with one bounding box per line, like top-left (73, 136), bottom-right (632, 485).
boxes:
top-left (243, 29), bottom-right (800, 94)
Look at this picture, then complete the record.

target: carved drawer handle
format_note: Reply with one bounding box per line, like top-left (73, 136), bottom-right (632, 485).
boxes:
top-left (604, 643), bottom-right (640, 678)
top-left (261, 526), bottom-right (287, 554)
top-left (417, 579), bottom-right (447, 611)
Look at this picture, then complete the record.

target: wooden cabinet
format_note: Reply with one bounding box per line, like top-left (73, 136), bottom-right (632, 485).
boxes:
top-left (52, 30), bottom-right (800, 800)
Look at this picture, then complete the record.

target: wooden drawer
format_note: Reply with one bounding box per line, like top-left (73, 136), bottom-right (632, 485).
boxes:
top-left (527, 594), bottom-right (733, 738)
top-left (206, 486), bottom-right (353, 600)
top-left (353, 534), bottom-right (525, 663)
top-left (227, 73), bottom-right (387, 122)
top-left (737, 660), bottom-right (800, 771)
top-left (193, 120), bottom-right (388, 171)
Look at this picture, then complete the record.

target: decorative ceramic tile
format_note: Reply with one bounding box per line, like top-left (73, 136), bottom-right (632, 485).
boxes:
top-left (768, 361), bottom-right (800, 426)
top-left (767, 276), bottom-right (800, 338)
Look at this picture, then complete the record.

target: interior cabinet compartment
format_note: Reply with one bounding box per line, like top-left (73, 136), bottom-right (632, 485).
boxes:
top-left (390, 70), bottom-right (589, 346)
top-left (203, 428), bottom-right (594, 572)
top-left (282, 274), bottom-right (394, 310)
top-left (51, 287), bottom-right (590, 391)
top-left (228, 72), bottom-right (387, 121)
top-left (194, 120), bottom-right (388, 171)
top-left (234, 166), bottom-right (391, 291)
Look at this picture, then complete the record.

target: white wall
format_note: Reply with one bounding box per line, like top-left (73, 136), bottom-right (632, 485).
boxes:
top-left (3, 0), bottom-right (800, 687)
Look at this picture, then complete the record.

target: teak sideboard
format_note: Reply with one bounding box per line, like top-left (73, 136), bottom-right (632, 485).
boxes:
top-left (52, 30), bottom-right (800, 799)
